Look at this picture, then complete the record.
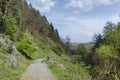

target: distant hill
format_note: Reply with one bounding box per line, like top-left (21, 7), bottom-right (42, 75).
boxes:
top-left (71, 42), bottom-right (94, 51)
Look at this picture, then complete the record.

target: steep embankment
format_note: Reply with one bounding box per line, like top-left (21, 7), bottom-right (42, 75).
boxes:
top-left (0, 34), bottom-right (31, 80)
top-left (0, 34), bottom-right (18, 68)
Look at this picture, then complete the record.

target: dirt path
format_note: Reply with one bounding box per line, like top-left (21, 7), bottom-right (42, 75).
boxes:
top-left (20, 59), bottom-right (57, 80)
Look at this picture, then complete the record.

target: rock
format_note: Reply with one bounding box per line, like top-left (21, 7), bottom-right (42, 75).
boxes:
top-left (60, 64), bottom-right (64, 68)
top-left (6, 54), bottom-right (18, 68)
top-left (0, 34), bottom-right (19, 68)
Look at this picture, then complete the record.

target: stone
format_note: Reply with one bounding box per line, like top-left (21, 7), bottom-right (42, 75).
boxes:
top-left (6, 54), bottom-right (18, 68)
top-left (0, 34), bottom-right (19, 68)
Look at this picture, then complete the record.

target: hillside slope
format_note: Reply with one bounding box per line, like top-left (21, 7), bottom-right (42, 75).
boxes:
top-left (0, 0), bottom-right (64, 79)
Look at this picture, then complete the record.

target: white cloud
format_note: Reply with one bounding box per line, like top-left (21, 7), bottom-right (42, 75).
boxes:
top-left (65, 0), bottom-right (120, 13)
top-left (27, 0), bottom-right (56, 13)
top-left (96, 0), bottom-right (120, 5)
top-left (65, 0), bottom-right (93, 12)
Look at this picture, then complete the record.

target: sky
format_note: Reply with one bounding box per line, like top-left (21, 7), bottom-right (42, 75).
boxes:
top-left (26, 0), bottom-right (120, 43)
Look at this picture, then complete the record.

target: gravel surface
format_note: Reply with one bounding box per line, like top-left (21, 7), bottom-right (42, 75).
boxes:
top-left (20, 59), bottom-right (57, 80)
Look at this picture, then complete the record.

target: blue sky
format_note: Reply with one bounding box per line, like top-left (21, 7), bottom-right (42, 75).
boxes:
top-left (26, 0), bottom-right (120, 43)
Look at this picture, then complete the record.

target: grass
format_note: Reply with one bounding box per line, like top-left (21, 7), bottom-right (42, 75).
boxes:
top-left (47, 56), bottom-right (92, 80)
top-left (31, 47), bottom-right (58, 59)
top-left (0, 53), bottom-right (31, 80)
top-left (0, 66), bottom-right (26, 80)
top-left (30, 37), bottom-right (60, 60)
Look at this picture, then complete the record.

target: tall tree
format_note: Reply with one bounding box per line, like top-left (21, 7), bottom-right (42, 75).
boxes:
top-left (103, 21), bottom-right (116, 37)
top-left (75, 44), bottom-right (88, 60)
top-left (92, 34), bottom-right (103, 51)
top-left (63, 35), bottom-right (71, 53)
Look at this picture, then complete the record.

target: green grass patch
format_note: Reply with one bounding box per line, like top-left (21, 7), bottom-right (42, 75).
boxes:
top-left (47, 57), bottom-right (92, 80)
top-left (0, 53), bottom-right (31, 80)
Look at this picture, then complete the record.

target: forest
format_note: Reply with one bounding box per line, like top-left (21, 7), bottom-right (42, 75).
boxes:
top-left (0, 0), bottom-right (120, 80)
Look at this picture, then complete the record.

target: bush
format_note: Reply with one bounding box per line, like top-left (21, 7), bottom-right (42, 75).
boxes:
top-left (1, 16), bottom-right (18, 39)
top-left (95, 45), bottom-right (117, 58)
top-left (75, 44), bottom-right (88, 61)
top-left (15, 31), bottom-right (36, 57)
top-left (93, 45), bottom-right (119, 80)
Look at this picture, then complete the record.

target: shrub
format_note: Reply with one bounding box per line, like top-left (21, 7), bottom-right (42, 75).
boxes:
top-left (95, 45), bottom-right (117, 58)
top-left (2, 16), bottom-right (18, 39)
top-left (15, 31), bottom-right (36, 57)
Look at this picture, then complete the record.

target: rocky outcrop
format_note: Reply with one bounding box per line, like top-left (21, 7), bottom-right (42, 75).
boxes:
top-left (0, 34), bottom-right (19, 68)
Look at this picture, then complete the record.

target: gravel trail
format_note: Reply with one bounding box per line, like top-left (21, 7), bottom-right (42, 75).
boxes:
top-left (20, 59), bottom-right (57, 80)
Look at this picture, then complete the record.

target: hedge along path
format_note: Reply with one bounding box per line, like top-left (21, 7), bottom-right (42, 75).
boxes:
top-left (20, 59), bottom-right (57, 80)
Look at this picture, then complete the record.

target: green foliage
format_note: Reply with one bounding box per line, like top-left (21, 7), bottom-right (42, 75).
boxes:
top-left (16, 40), bottom-right (35, 56)
top-left (15, 31), bottom-right (36, 57)
top-left (75, 44), bottom-right (88, 59)
top-left (104, 28), bottom-right (120, 50)
top-left (92, 34), bottom-right (103, 50)
top-left (91, 21), bottom-right (120, 80)
top-left (47, 59), bottom-right (92, 80)
top-left (1, 16), bottom-right (18, 38)
top-left (95, 45), bottom-right (117, 58)
top-left (103, 21), bottom-right (116, 37)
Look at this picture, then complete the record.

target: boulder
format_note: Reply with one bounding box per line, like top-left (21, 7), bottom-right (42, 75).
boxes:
top-left (0, 34), bottom-right (19, 68)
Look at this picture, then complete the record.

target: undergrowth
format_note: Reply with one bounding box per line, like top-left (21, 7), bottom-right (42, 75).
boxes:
top-left (47, 57), bottom-right (92, 80)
